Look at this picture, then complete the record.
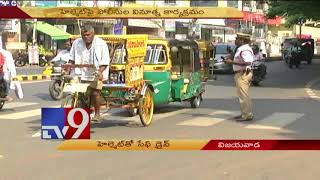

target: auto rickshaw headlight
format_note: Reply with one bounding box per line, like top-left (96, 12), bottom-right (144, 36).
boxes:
top-left (124, 88), bottom-right (136, 101)
top-left (171, 46), bottom-right (178, 52)
top-left (128, 88), bottom-right (135, 95)
top-left (101, 89), bottom-right (110, 97)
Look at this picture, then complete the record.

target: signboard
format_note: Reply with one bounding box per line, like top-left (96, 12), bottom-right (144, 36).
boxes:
top-left (113, 20), bottom-right (122, 35)
top-left (175, 34), bottom-right (187, 39)
top-left (0, 20), bottom-right (12, 30)
top-left (55, 25), bottom-right (67, 32)
top-left (164, 19), bottom-right (176, 32)
top-left (194, 24), bottom-right (201, 39)
top-left (35, 1), bottom-right (57, 7)
top-left (58, 0), bottom-right (79, 7)
top-left (80, 0), bottom-right (95, 7)
top-left (128, 19), bottom-right (162, 29)
top-left (97, 0), bottom-right (121, 7)
top-left (5, 42), bottom-right (26, 50)
top-left (28, 45), bottom-right (39, 64)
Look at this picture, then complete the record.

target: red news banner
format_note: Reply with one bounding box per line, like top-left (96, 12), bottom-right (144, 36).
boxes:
top-left (57, 140), bottom-right (320, 151)
top-left (202, 140), bottom-right (320, 150)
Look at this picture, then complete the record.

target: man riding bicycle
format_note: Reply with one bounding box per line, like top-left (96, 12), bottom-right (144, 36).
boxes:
top-left (68, 25), bottom-right (110, 122)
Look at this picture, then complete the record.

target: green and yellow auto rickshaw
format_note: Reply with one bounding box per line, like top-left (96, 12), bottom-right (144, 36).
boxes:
top-left (143, 38), bottom-right (206, 108)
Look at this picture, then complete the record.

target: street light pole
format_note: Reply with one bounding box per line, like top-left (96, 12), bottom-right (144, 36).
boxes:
top-left (32, 19), bottom-right (37, 46)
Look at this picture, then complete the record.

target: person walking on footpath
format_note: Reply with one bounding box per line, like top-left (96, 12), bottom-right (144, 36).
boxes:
top-left (224, 32), bottom-right (254, 121)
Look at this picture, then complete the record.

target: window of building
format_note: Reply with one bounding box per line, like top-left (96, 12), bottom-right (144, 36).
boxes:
top-left (144, 44), bottom-right (167, 65)
top-left (190, 0), bottom-right (218, 7)
top-left (242, 0), bottom-right (251, 8)
top-left (164, 0), bottom-right (176, 4)
top-left (227, 0), bottom-right (238, 8)
top-left (256, 1), bottom-right (264, 10)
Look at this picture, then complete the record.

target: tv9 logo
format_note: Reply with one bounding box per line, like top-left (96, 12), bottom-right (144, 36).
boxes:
top-left (41, 108), bottom-right (90, 139)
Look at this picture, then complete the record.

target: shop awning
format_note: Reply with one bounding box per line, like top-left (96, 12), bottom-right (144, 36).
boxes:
top-left (36, 21), bottom-right (71, 40)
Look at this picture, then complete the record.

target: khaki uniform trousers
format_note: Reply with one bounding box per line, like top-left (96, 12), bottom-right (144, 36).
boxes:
top-left (234, 71), bottom-right (253, 119)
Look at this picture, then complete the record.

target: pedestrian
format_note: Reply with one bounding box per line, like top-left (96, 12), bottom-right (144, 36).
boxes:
top-left (224, 32), bottom-right (254, 121)
top-left (69, 24), bottom-right (110, 122)
top-left (0, 40), bottom-right (17, 102)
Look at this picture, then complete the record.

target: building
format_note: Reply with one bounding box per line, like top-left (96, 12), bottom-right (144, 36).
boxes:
top-left (11, 1), bottom-right (119, 53)
top-left (122, 0), bottom-right (242, 41)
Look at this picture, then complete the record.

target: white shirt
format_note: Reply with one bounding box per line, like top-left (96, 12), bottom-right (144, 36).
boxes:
top-left (70, 37), bottom-right (110, 80)
top-left (233, 44), bottom-right (254, 71)
top-left (51, 49), bottom-right (70, 63)
top-left (0, 49), bottom-right (17, 81)
top-left (254, 52), bottom-right (264, 61)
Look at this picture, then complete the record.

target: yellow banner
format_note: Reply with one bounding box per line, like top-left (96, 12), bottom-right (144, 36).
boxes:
top-left (57, 139), bottom-right (209, 150)
top-left (20, 7), bottom-right (243, 19)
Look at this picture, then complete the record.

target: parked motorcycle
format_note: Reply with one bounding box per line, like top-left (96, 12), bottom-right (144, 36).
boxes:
top-left (251, 59), bottom-right (267, 86)
top-left (14, 51), bottom-right (28, 67)
top-left (49, 60), bottom-right (68, 100)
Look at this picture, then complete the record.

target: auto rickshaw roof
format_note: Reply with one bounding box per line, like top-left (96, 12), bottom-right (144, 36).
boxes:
top-left (284, 38), bottom-right (314, 43)
top-left (168, 39), bottom-right (199, 49)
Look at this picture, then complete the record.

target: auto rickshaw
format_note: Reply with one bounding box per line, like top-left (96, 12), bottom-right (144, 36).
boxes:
top-left (196, 40), bottom-right (214, 81)
top-left (282, 38), bottom-right (314, 68)
top-left (143, 38), bottom-right (206, 108)
top-left (61, 35), bottom-right (154, 126)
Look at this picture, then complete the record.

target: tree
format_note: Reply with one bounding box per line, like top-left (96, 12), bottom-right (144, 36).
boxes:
top-left (267, 1), bottom-right (320, 26)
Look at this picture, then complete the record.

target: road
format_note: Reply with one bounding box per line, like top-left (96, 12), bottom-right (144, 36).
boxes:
top-left (1, 60), bottom-right (320, 179)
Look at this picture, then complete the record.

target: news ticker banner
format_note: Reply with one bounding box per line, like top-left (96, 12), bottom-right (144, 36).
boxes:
top-left (57, 140), bottom-right (320, 151)
top-left (0, 6), bottom-right (243, 19)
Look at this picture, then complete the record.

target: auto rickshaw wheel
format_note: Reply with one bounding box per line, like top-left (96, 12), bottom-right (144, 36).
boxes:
top-left (138, 87), bottom-right (154, 126)
top-left (191, 95), bottom-right (201, 108)
top-left (0, 100), bottom-right (5, 110)
top-left (128, 107), bottom-right (138, 117)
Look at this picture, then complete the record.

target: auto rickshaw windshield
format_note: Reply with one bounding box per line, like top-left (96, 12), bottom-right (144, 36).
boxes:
top-left (144, 44), bottom-right (167, 64)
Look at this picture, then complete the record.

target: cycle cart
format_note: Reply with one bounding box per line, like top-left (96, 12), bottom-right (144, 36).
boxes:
top-left (61, 35), bottom-right (154, 126)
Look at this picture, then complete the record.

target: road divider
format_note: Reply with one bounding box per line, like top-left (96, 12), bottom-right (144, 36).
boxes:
top-left (16, 74), bottom-right (51, 81)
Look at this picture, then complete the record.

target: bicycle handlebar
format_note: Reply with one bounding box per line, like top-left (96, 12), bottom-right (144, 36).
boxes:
top-left (61, 64), bottom-right (95, 69)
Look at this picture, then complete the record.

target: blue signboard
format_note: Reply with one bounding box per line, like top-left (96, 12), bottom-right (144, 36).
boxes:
top-left (113, 20), bottom-right (123, 35)
top-left (35, 1), bottom-right (57, 7)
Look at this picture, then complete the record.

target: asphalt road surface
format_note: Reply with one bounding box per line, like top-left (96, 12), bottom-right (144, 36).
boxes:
top-left (1, 60), bottom-right (320, 180)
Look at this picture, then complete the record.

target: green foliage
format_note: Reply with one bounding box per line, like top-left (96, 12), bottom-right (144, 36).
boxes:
top-left (38, 45), bottom-right (53, 56)
top-left (267, 0), bottom-right (320, 26)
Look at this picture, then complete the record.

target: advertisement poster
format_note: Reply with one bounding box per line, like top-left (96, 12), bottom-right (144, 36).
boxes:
top-left (28, 45), bottom-right (39, 64)
top-left (113, 20), bottom-right (123, 35)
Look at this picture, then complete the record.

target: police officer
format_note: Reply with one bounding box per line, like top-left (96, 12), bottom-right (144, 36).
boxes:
top-left (224, 32), bottom-right (254, 121)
